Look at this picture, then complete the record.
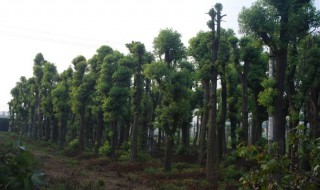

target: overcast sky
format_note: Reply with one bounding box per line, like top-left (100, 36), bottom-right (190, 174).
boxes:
top-left (1, 0), bottom-right (319, 111)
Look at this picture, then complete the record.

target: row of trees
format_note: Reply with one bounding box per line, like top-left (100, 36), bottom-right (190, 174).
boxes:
top-left (9, 0), bottom-right (320, 181)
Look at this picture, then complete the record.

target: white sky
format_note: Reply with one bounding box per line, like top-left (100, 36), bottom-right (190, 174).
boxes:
top-left (1, 0), bottom-right (319, 111)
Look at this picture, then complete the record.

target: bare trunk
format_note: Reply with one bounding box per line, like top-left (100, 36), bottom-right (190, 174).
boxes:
top-left (181, 121), bottom-right (189, 152)
top-left (219, 75), bottom-right (227, 158)
top-left (51, 116), bottom-right (58, 142)
top-left (148, 126), bottom-right (154, 155)
top-left (131, 112), bottom-right (140, 160)
top-left (240, 61), bottom-right (249, 144)
top-left (79, 108), bottom-right (85, 151)
top-left (273, 51), bottom-right (287, 155)
top-left (197, 80), bottom-right (209, 165)
top-left (206, 70), bottom-right (218, 181)
top-left (131, 52), bottom-right (143, 160)
top-left (193, 114), bottom-right (200, 146)
top-left (164, 134), bottom-right (174, 172)
top-left (310, 87), bottom-right (320, 139)
top-left (95, 109), bottom-right (104, 154)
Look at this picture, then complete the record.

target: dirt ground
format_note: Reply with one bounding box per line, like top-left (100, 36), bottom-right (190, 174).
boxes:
top-left (23, 138), bottom-right (153, 190)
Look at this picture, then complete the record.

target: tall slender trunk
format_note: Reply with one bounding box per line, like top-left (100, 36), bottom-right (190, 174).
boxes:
top-left (267, 49), bottom-right (275, 153)
top-left (219, 74), bottom-right (227, 158)
top-left (148, 126), bottom-right (154, 155)
top-left (45, 117), bottom-right (51, 141)
top-left (33, 94), bottom-right (40, 139)
top-left (207, 70), bottom-right (218, 180)
top-left (251, 93), bottom-right (265, 145)
top-left (240, 62), bottom-right (249, 144)
top-left (131, 51), bottom-right (143, 160)
top-left (51, 116), bottom-right (58, 142)
top-left (157, 128), bottom-right (162, 150)
top-left (181, 121), bottom-right (189, 152)
top-left (131, 112), bottom-right (140, 160)
top-left (110, 121), bottom-right (118, 153)
top-left (164, 133), bottom-right (174, 172)
top-left (310, 87), bottom-right (320, 139)
top-left (79, 108), bottom-right (85, 151)
top-left (141, 120), bottom-right (148, 151)
top-left (271, 11), bottom-right (289, 156)
top-left (59, 118), bottom-right (66, 147)
top-left (206, 6), bottom-right (223, 181)
top-left (197, 80), bottom-right (209, 165)
top-left (273, 51), bottom-right (287, 155)
top-left (193, 114), bottom-right (200, 146)
top-left (95, 109), bottom-right (104, 154)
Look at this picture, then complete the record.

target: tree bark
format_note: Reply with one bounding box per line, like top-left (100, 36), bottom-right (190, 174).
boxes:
top-left (197, 80), bottom-right (209, 165)
top-left (273, 50), bottom-right (287, 155)
top-left (219, 74), bottom-right (227, 158)
top-left (206, 69), bottom-right (218, 181)
top-left (79, 108), bottom-right (85, 151)
top-left (310, 87), bottom-right (320, 139)
top-left (164, 133), bottom-right (174, 172)
top-left (239, 61), bottom-right (249, 144)
top-left (193, 114), bottom-right (200, 146)
top-left (95, 109), bottom-right (104, 154)
top-left (181, 121), bottom-right (189, 152)
top-left (131, 112), bottom-right (140, 160)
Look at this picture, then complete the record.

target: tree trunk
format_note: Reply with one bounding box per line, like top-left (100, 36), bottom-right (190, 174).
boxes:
top-left (110, 121), bottom-right (118, 153)
top-left (79, 108), bottom-right (85, 151)
top-left (51, 116), bottom-right (58, 142)
top-left (59, 119), bottom-right (66, 147)
top-left (207, 70), bottom-right (219, 181)
top-left (193, 114), bottom-right (200, 146)
top-left (131, 112), bottom-right (140, 160)
top-left (45, 117), bottom-right (51, 141)
top-left (33, 94), bottom-right (40, 139)
top-left (164, 133), bottom-right (174, 172)
top-left (251, 93), bottom-right (266, 145)
top-left (148, 126), bottom-right (154, 155)
top-left (197, 80), bottom-right (209, 165)
top-left (95, 109), bottom-right (104, 154)
top-left (310, 87), bottom-right (320, 139)
top-left (219, 74), bottom-right (227, 159)
top-left (141, 120), bottom-right (148, 151)
top-left (157, 128), bottom-right (162, 150)
top-left (206, 6), bottom-right (222, 181)
top-left (240, 62), bottom-right (249, 144)
top-left (273, 51), bottom-right (287, 155)
top-left (181, 121), bottom-right (189, 152)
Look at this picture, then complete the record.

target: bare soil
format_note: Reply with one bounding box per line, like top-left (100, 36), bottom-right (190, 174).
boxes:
top-left (25, 139), bottom-right (153, 190)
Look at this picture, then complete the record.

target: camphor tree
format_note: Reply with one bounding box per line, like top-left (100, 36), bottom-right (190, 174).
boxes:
top-left (70, 55), bottom-right (89, 151)
top-left (189, 31), bottom-right (211, 165)
top-left (126, 41), bottom-right (146, 161)
top-left (239, 0), bottom-right (320, 155)
top-left (41, 62), bottom-right (58, 142)
top-left (52, 68), bottom-right (73, 146)
top-left (145, 28), bottom-right (189, 171)
top-left (206, 3), bottom-right (225, 181)
top-left (87, 45), bottom-right (114, 154)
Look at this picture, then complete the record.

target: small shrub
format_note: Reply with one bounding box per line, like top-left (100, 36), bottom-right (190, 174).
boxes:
top-left (137, 151), bottom-right (152, 162)
top-left (118, 150), bottom-right (130, 161)
top-left (98, 141), bottom-right (111, 156)
top-left (144, 167), bottom-right (157, 174)
top-left (68, 139), bottom-right (79, 149)
top-left (63, 139), bottom-right (80, 156)
top-left (225, 165), bottom-right (243, 180)
top-left (0, 143), bottom-right (46, 190)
